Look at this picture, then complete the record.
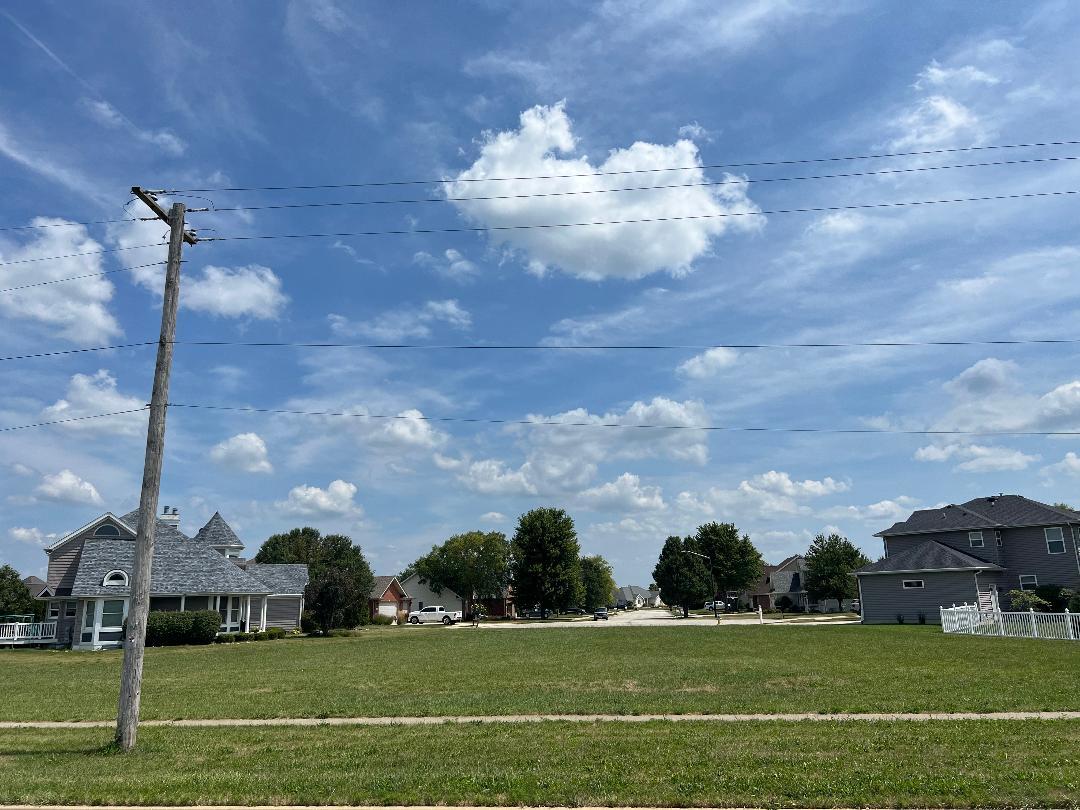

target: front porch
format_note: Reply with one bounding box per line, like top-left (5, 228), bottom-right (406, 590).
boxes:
top-left (0, 619), bottom-right (57, 646)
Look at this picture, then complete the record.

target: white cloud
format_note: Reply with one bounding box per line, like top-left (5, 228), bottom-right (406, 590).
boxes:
top-left (915, 60), bottom-right (1000, 89)
top-left (677, 470), bottom-right (848, 519)
top-left (9, 527), bottom-right (57, 547)
top-left (944, 358), bottom-right (1018, 397)
top-left (182, 265), bottom-right (288, 320)
top-left (35, 469), bottom-right (103, 505)
top-left (41, 370), bottom-right (146, 436)
top-left (820, 497), bottom-right (919, 523)
top-left (0, 220), bottom-right (120, 342)
top-left (81, 98), bottom-right (186, 155)
top-left (277, 479), bottom-right (362, 517)
top-left (578, 473), bottom-right (666, 512)
top-left (888, 95), bottom-right (985, 151)
top-left (210, 433), bottom-right (273, 474)
top-left (677, 121), bottom-right (713, 142)
top-left (1042, 452), bottom-right (1080, 479)
top-left (914, 442), bottom-right (1039, 472)
top-left (677, 347), bottom-right (738, 379)
top-left (479, 511), bottom-right (506, 523)
top-left (329, 299), bottom-right (471, 341)
top-left (458, 458), bottom-right (537, 496)
top-left (445, 102), bottom-right (761, 281)
top-left (413, 249), bottom-right (479, 283)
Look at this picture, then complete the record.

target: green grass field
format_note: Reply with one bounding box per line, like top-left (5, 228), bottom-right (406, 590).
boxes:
top-left (1, 625), bottom-right (1077, 720)
top-left (2, 720), bottom-right (1077, 807)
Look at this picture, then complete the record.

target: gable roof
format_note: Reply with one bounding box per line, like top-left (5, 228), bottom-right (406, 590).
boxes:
top-left (398, 572), bottom-right (464, 601)
top-left (854, 540), bottom-right (1003, 576)
top-left (71, 536), bottom-right (272, 597)
top-left (875, 495), bottom-right (1080, 537)
top-left (118, 509), bottom-right (190, 542)
top-left (194, 512), bottom-right (244, 549)
top-left (370, 575), bottom-right (406, 600)
top-left (45, 512), bottom-right (134, 552)
top-left (243, 563), bottom-right (309, 594)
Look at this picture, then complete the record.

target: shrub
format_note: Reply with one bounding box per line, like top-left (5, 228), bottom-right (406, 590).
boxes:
top-left (300, 611), bottom-right (317, 634)
top-left (896, 613), bottom-right (906, 624)
top-left (145, 610), bottom-right (220, 646)
top-left (370, 614), bottom-right (394, 626)
top-left (1008, 589), bottom-right (1052, 612)
top-left (326, 628), bottom-right (363, 637)
top-left (253, 631), bottom-right (270, 641)
top-left (233, 632), bottom-right (253, 642)
top-left (1067, 590), bottom-right (1080, 613)
top-left (774, 595), bottom-right (794, 615)
top-left (215, 633), bottom-right (236, 644)
top-left (265, 627), bottom-right (287, 640)
top-left (1034, 584), bottom-right (1069, 611)
top-left (917, 611), bottom-right (927, 625)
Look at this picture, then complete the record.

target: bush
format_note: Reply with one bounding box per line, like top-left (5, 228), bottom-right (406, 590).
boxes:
top-left (233, 632), bottom-right (253, 642)
top-left (145, 610), bottom-right (220, 646)
top-left (253, 631), bottom-right (269, 641)
top-left (326, 628), bottom-right (363, 637)
top-left (896, 613), bottom-right (906, 624)
top-left (1034, 584), bottom-right (1069, 611)
top-left (917, 611), bottom-right (927, 625)
top-left (265, 627), bottom-right (287, 640)
top-left (1067, 590), bottom-right (1080, 613)
top-left (369, 613), bottom-right (394, 626)
top-left (300, 611), bottom-right (317, 634)
top-left (1008, 589), bottom-right (1052, 612)
top-left (215, 633), bottom-right (236, 644)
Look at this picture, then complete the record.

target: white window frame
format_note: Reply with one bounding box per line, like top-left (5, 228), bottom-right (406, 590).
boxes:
top-left (1019, 574), bottom-right (1038, 591)
top-left (902, 580), bottom-right (925, 589)
top-left (968, 531), bottom-right (984, 548)
top-left (102, 569), bottom-right (129, 587)
top-left (48, 601), bottom-right (60, 620)
top-left (1044, 527), bottom-right (1066, 555)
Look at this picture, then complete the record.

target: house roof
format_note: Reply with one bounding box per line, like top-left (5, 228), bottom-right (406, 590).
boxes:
top-left (71, 536), bottom-right (273, 597)
top-left (118, 509), bottom-right (191, 542)
top-left (370, 575), bottom-right (405, 600)
top-left (398, 572), bottom-right (464, 601)
top-left (876, 495), bottom-right (1080, 536)
top-left (854, 540), bottom-right (1003, 576)
top-left (615, 585), bottom-right (658, 602)
top-left (45, 512), bottom-right (134, 552)
top-left (243, 563), bottom-right (309, 594)
top-left (193, 512), bottom-right (244, 548)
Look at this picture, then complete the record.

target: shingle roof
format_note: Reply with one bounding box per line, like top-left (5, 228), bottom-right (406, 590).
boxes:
top-left (117, 509), bottom-right (191, 542)
top-left (875, 495), bottom-right (1080, 536)
top-left (854, 540), bottom-right (1002, 576)
top-left (71, 536), bottom-right (272, 597)
top-left (244, 563), bottom-right (309, 594)
top-left (370, 575), bottom-right (399, 599)
top-left (193, 512), bottom-right (244, 549)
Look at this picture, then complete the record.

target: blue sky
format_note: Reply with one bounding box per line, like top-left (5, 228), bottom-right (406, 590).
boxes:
top-left (3, 1), bottom-right (1080, 584)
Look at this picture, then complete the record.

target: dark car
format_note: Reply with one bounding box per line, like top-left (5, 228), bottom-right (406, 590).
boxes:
top-left (564, 607), bottom-right (587, 615)
top-left (522, 608), bottom-right (553, 618)
top-left (593, 607), bottom-right (609, 620)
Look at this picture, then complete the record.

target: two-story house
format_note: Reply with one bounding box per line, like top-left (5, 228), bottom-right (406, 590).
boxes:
top-left (34, 506), bottom-right (308, 649)
top-left (854, 495), bottom-right (1080, 624)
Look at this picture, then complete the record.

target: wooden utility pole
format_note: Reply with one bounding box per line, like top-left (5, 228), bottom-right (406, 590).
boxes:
top-left (116, 193), bottom-right (197, 751)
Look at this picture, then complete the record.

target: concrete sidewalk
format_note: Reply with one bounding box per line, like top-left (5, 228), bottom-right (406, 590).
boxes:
top-left (3, 710), bottom-right (1077, 729)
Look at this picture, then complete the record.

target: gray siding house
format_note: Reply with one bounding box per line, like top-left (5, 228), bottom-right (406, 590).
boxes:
top-left (855, 495), bottom-right (1080, 624)
top-left (37, 507), bottom-right (308, 649)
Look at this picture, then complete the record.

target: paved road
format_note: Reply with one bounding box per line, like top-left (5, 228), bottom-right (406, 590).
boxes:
top-left (445, 608), bottom-right (859, 629)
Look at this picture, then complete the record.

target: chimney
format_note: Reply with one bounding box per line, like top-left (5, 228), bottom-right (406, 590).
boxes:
top-left (160, 505), bottom-right (180, 525)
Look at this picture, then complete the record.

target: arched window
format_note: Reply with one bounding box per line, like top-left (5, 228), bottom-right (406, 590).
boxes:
top-left (102, 570), bottom-right (128, 587)
top-left (94, 524), bottom-right (121, 537)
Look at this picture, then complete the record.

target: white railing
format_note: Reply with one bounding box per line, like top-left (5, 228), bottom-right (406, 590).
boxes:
top-left (0, 621), bottom-right (58, 644)
top-left (941, 604), bottom-right (1079, 641)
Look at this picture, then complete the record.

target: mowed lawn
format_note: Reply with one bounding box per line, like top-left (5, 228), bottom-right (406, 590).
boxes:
top-left (1, 625), bottom-right (1078, 721)
top-left (1, 720), bottom-right (1077, 807)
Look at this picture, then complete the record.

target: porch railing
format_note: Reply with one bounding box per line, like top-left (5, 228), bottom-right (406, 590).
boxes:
top-left (0, 621), bottom-right (58, 643)
top-left (941, 605), bottom-right (1078, 641)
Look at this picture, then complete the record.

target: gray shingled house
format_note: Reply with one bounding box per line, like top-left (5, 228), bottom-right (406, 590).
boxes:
top-left (36, 507), bottom-right (308, 650)
top-left (854, 495), bottom-right (1080, 624)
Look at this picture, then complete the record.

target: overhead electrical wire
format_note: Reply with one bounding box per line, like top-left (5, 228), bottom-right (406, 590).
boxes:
top-left (163, 139), bottom-right (1080, 193)
top-left (5, 335), bottom-right (1080, 363)
top-left (203, 189), bottom-right (1080, 243)
top-left (0, 242), bottom-right (166, 269)
top-left (0, 407), bottom-right (149, 433)
top-left (0, 262), bottom-right (168, 295)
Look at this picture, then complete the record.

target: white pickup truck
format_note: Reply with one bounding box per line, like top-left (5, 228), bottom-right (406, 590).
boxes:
top-left (407, 605), bottom-right (462, 625)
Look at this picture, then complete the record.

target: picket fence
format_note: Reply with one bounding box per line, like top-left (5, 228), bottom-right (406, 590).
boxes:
top-left (940, 604), bottom-right (1079, 641)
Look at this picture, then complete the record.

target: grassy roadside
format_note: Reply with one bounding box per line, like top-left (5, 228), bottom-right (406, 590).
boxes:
top-left (1, 720), bottom-right (1076, 807)
top-left (1, 626), bottom-right (1077, 721)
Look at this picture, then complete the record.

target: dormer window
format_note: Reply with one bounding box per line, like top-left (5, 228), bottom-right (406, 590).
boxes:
top-left (968, 531), bottom-right (984, 548)
top-left (94, 524), bottom-right (121, 537)
top-left (102, 570), bottom-right (129, 587)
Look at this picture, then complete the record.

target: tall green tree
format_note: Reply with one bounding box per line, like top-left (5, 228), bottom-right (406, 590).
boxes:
top-left (579, 554), bottom-right (617, 611)
top-left (255, 527), bottom-right (375, 627)
top-left (652, 536), bottom-right (713, 618)
top-left (693, 522), bottom-right (764, 601)
top-left (510, 508), bottom-right (582, 616)
top-left (0, 565), bottom-right (36, 617)
top-left (411, 530), bottom-right (511, 611)
top-left (804, 532), bottom-right (870, 605)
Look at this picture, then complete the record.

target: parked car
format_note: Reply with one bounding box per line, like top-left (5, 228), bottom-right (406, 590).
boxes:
top-left (593, 607), bottom-right (609, 621)
top-left (522, 607), bottom-right (554, 618)
top-left (564, 607), bottom-right (588, 615)
top-left (407, 605), bottom-right (462, 625)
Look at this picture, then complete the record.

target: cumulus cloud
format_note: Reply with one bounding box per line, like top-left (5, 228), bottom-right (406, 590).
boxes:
top-left (820, 497), bottom-right (919, 523)
top-left (41, 370), bottom-right (146, 436)
top-left (915, 60), bottom-right (1000, 88)
top-left (457, 458), bottom-right (537, 496)
top-left (35, 469), bottom-right (103, 505)
top-left (9, 526), bottom-right (57, 547)
top-left (479, 511), bottom-right (507, 523)
top-left (944, 358), bottom-right (1018, 397)
top-left (413, 249), bottom-right (479, 283)
top-left (1042, 452), bottom-right (1080, 479)
top-left (578, 473), bottom-right (666, 512)
top-left (328, 299), bottom-right (471, 341)
top-left (888, 95), bottom-right (985, 151)
top-left (677, 347), bottom-right (738, 379)
top-left (0, 220), bottom-right (120, 342)
top-left (277, 479), bottom-right (362, 517)
top-left (914, 442), bottom-right (1038, 472)
top-left (210, 433), bottom-right (273, 473)
top-left (677, 470), bottom-right (848, 518)
top-left (445, 102), bottom-right (760, 280)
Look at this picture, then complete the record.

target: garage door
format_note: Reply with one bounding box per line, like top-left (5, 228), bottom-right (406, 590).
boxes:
top-left (377, 602), bottom-right (396, 617)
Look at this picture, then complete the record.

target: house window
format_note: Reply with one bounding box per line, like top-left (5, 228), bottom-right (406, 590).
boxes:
top-left (102, 570), bottom-right (128, 587)
top-left (65, 601), bottom-right (77, 618)
top-left (902, 580), bottom-right (924, 589)
top-left (995, 530), bottom-right (1003, 547)
top-left (1019, 574), bottom-right (1038, 591)
top-left (48, 602), bottom-right (60, 620)
top-left (94, 524), bottom-right (120, 537)
top-left (418, 601), bottom-right (424, 609)
top-left (968, 531), bottom-right (984, 548)
top-left (1045, 527), bottom-right (1066, 555)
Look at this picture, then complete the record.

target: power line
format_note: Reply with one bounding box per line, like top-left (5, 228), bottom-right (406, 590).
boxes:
top-left (0, 216), bottom-right (140, 233)
top-left (165, 402), bottom-right (1080, 437)
top-left (163, 139), bottom-right (1080, 193)
top-left (0, 407), bottom-right (148, 433)
top-left (0, 262), bottom-right (167, 295)
top-left (5, 335), bottom-right (1080, 363)
top-left (0, 242), bottom-right (166, 269)
top-left (203, 189), bottom-right (1080, 243)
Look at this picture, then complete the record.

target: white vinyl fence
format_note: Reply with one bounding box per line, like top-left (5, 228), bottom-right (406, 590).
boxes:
top-left (941, 605), bottom-right (1079, 641)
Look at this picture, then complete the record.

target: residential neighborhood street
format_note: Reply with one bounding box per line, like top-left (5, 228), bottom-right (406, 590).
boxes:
top-left (445, 608), bottom-right (859, 628)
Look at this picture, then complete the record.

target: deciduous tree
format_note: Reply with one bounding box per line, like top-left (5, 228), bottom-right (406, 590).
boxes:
top-left (510, 508), bottom-right (582, 617)
top-left (693, 522), bottom-right (764, 602)
top-left (652, 536), bottom-right (712, 618)
top-left (804, 532), bottom-right (869, 606)
top-left (0, 565), bottom-right (36, 617)
top-left (411, 530), bottom-right (511, 612)
top-left (579, 554), bottom-right (616, 611)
